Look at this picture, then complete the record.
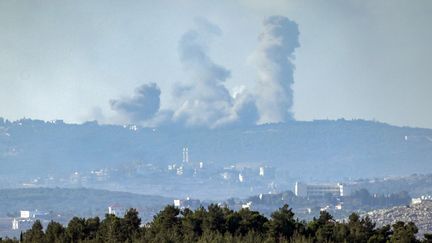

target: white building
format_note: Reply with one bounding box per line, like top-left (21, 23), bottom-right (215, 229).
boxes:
top-left (173, 197), bottom-right (200, 209)
top-left (12, 218), bottom-right (19, 230)
top-left (412, 198), bottom-right (422, 204)
top-left (295, 182), bottom-right (351, 197)
top-left (108, 204), bottom-right (126, 217)
top-left (173, 199), bottom-right (181, 207)
top-left (242, 201), bottom-right (252, 209)
top-left (411, 195), bottom-right (432, 204)
top-left (238, 173), bottom-right (244, 183)
top-left (20, 210), bottom-right (30, 219)
top-left (259, 167), bottom-right (265, 177)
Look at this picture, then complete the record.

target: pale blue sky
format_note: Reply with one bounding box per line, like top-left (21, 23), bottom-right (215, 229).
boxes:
top-left (1, 0), bottom-right (431, 128)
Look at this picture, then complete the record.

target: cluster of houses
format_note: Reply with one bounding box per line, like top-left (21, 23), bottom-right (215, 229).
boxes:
top-left (11, 210), bottom-right (50, 231)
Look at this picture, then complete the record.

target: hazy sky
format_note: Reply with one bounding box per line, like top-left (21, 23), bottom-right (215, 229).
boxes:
top-left (1, 0), bottom-right (431, 128)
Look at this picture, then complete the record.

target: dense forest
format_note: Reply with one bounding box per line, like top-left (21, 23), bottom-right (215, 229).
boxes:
top-left (1, 204), bottom-right (431, 243)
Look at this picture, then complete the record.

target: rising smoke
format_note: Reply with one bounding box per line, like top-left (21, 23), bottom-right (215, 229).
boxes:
top-left (172, 18), bottom-right (233, 127)
top-left (109, 16), bottom-right (299, 128)
top-left (110, 83), bottom-right (161, 123)
top-left (171, 18), bottom-right (258, 128)
top-left (253, 16), bottom-right (300, 124)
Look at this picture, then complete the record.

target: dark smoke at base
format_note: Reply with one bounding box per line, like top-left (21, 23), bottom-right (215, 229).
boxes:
top-left (110, 83), bottom-right (161, 124)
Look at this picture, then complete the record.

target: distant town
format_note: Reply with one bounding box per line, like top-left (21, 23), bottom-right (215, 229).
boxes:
top-left (2, 119), bottom-right (432, 238)
top-left (3, 175), bottom-right (432, 238)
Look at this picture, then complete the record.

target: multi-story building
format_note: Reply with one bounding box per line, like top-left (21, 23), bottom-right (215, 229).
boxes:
top-left (295, 182), bottom-right (351, 197)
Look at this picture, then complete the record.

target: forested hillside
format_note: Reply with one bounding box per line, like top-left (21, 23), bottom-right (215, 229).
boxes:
top-left (1, 118), bottom-right (432, 181)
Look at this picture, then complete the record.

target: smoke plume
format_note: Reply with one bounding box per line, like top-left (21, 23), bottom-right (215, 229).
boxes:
top-left (253, 16), bottom-right (300, 124)
top-left (107, 16), bottom-right (299, 128)
top-left (110, 83), bottom-right (161, 123)
top-left (172, 18), bottom-right (258, 128)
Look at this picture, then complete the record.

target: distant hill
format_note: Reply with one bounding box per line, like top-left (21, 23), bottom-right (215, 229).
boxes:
top-left (0, 187), bottom-right (172, 221)
top-left (1, 118), bottom-right (432, 181)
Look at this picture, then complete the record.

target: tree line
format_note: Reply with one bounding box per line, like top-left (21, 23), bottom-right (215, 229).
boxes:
top-left (1, 204), bottom-right (431, 243)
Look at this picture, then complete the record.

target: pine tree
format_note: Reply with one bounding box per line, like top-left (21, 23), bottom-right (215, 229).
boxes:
top-left (23, 220), bottom-right (44, 243)
top-left (267, 204), bottom-right (296, 240)
top-left (45, 221), bottom-right (65, 243)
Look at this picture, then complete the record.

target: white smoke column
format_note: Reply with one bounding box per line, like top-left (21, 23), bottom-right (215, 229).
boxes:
top-left (172, 18), bottom-right (235, 128)
top-left (173, 18), bottom-right (259, 128)
top-left (254, 16), bottom-right (300, 124)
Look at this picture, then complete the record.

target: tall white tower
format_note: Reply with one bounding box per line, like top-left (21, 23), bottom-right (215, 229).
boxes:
top-left (12, 218), bottom-right (19, 230)
top-left (182, 147), bottom-right (189, 164)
